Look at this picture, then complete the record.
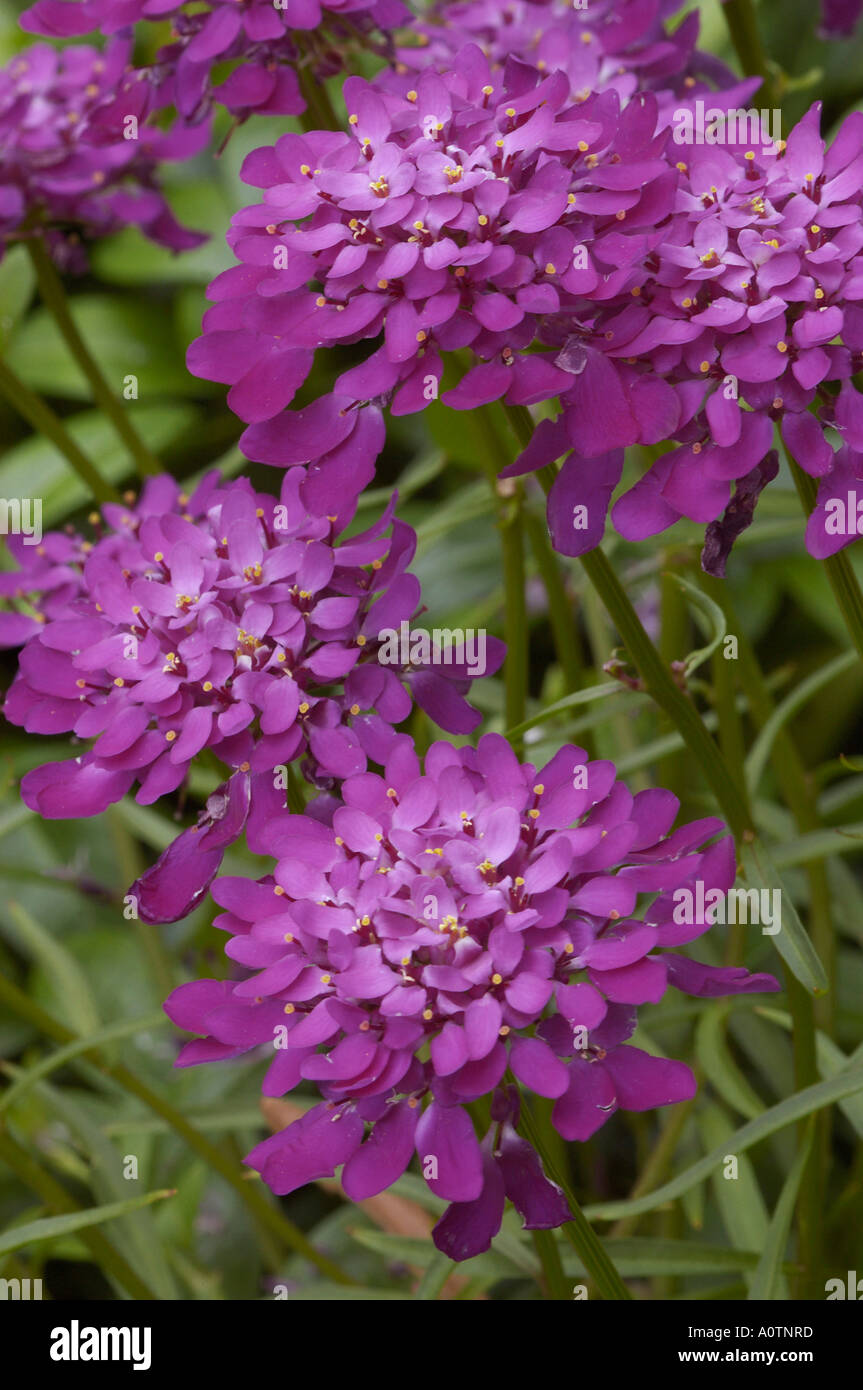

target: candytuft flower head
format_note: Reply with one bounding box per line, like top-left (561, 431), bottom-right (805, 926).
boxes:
top-left (21, 0), bottom-right (409, 124)
top-left (165, 732), bottom-right (778, 1259)
top-left (3, 471), bottom-right (502, 921)
top-left (508, 102), bottom-right (863, 572)
top-left (0, 39), bottom-right (207, 269)
top-left (187, 47), bottom-right (682, 468)
top-left (396, 0), bottom-right (749, 119)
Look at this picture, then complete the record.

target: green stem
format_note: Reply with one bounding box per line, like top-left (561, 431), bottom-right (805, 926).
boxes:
top-left (0, 358), bottom-right (120, 503)
top-left (789, 456), bottom-right (863, 664)
top-left (0, 1131), bottom-right (157, 1300)
top-left (501, 405), bottom-right (754, 834)
top-left (524, 508), bottom-right (585, 692)
top-left (610, 1098), bottom-right (695, 1240)
top-left (532, 1228), bottom-right (570, 1301)
top-left (475, 406), bottom-right (529, 746)
top-left (298, 65), bottom-right (342, 133)
top-left (498, 481), bottom-right (529, 746)
top-left (580, 546), bottom-right (754, 836)
top-left (107, 808), bottom-right (174, 1001)
top-left (517, 1090), bottom-right (632, 1300)
top-left (700, 577), bottom-right (832, 1296)
top-left (722, 0), bottom-right (780, 109)
top-left (25, 237), bottom-right (161, 479)
top-left (0, 973), bottom-right (353, 1285)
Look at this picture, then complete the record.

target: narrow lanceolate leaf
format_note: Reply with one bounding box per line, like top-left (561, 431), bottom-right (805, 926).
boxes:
top-left (665, 572), bottom-right (727, 677)
top-left (0, 1189), bottom-right (175, 1258)
top-left (745, 650), bottom-right (858, 797)
top-left (583, 1065), bottom-right (863, 1222)
top-left (0, 1012), bottom-right (167, 1115)
top-left (695, 1007), bottom-right (766, 1121)
top-left (0, 901), bottom-right (102, 1034)
top-left (748, 1123), bottom-right (815, 1301)
top-left (738, 840), bottom-right (828, 995)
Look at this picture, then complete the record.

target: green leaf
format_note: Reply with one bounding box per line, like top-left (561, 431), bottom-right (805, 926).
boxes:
top-left (563, 1238), bottom-right (765, 1278)
top-left (505, 680), bottom-right (624, 740)
top-left (282, 1284), bottom-right (414, 1301)
top-left (6, 295), bottom-right (197, 399)
top-left (745, 650), bottom-right (858, 797)
top-left (0, 404), bottom-right (197, 526)
top-left (0, 1011), bottom-right (167, 1116)
top-left (699, 1105), bottom-right (784, 1297)
top-left (0, 901), bottom-right (101, 1035)
top-left (748, 1122), bottom-right (814, 1301)
top-left (738, 839), bottom-right (828, 995)
top-left (0, 1189), bottom-right (175, 1258)
top-left (695, 1006), bottom-right (766, 1121)
top-left (583, 1063), bottom-right (863, 1222)
top-left (666, 572), bottom-right (727, 677)
top-left (0, 244), bottom-right (36, 348)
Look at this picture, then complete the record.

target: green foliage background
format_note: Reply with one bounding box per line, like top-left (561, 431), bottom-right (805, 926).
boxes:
top-left (1, 0), bottom-right (862, 1300)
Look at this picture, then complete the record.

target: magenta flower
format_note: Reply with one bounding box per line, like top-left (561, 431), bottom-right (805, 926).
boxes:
top-left (397, 0), bottom-right (751, 120)
top-left (21, 0), bottom-right (409, 123)
top-left (516, 102), bottom-right (863, 572)
top-left (2, 471), bottom-right (501, 920)
top-left (187, 48), bottom-right (681, 467)
top-left (819, 0), bottom-right (863, 36)
top-left (165, 732), bottom-right (778, 1259)
top-left (0, 40), bottom-right (206, 268)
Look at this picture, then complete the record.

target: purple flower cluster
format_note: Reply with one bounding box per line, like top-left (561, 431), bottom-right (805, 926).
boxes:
top-left (22, 0), bottom-right (409, 123)
top-left (0, 39), bottom-right (206, 268)
top-left (397, 0), bottom-right (747, 119)
top-left (2, 470), bottom-right (501, 920)
top-left (187, 51), bottom-right (687, 461)
top-left (165, 732), bottom-right (778, 1258)
top-left (539, 102), bottom-right (863, 570)
top-left (188, 40), bottom-right (863, 568)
